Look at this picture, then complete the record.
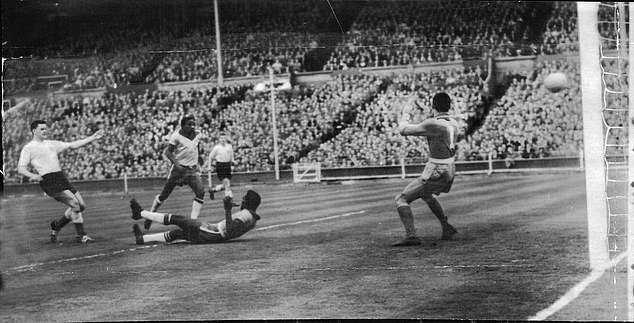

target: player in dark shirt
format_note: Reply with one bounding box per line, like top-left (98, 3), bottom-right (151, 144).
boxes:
top-left (392, 92), bottom-right (460, 246)
top-left (130, 190), bottom-right (261, 244)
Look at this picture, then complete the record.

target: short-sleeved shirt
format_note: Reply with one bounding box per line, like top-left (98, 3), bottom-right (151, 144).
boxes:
top-left (18, 140), bottom-right (70, 175)
top-left (209, 143), bottom-right (234, 163)
top-left (168, 131), bottom-right (201, 167)
top-left (201, 209), bottom-right (260, 240)
top-left (418, 114), bottom-right (460, 160)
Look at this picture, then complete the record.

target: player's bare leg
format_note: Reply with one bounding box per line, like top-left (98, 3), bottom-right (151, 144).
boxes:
top-left (148, 179), bottom-right (177, 230)
top-left (52, 190), bottom-right (92, 243)
top-left (222, 178), bottom-right (232, 198)
top-left (190, 176), bottom-right (205, 219)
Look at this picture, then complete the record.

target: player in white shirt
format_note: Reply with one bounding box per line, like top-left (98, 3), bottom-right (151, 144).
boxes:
top-left (207, 132), bottom-right (236, 198)
top-left (146, 116), bottom-right (205, 230)
top-left (17, 120), bottom-right (103, 243)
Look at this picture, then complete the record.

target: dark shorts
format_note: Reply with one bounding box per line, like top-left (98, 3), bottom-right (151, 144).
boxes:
top-left (216, 162), bottom-right (232, 180)
top-left (167, 216), bottom-right (227, 243)
top-left (40, 171), bottom-right (77, 196)
top-left (169, 165), bottom-right (201, 186)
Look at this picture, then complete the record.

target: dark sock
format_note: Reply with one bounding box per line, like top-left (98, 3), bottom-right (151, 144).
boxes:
top-left (74, 223), bottom-right (85, 236)
top-left (425, 197), bottom-right (449, 226)
top-left (163, 214), bottom-right (171, 225)
top-left (57, 216), bottom-right (71, 229)
top-left (396, 206), bottom-right (417, 238)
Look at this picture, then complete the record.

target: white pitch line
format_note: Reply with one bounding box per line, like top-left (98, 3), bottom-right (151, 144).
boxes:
top-left (255, 210), bottom-right (366, 231)
top-left (528, 252), bottom-right (627, 321)
top-left (4, 210), bottom-right (367, 274)
top-left (6, 245), bottom-right (161, 273)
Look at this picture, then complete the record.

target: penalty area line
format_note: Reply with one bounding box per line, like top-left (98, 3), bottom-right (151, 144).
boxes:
top-left (255, 210), bottom-right (366, 231)
top-left (527, 252), bottom-right (627, 321)
top-left (5, 244), bottom-right (161, 273)
top-left (5, 210), bottom-right (366, 274)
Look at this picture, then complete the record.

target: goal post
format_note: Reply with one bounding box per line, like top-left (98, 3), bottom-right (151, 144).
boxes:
top-left (579, 2), bottom-right (633, 320)
top-left (578, 2), bottom-right (609, 270)
top-left (627, 5), bottom-right (634, 322)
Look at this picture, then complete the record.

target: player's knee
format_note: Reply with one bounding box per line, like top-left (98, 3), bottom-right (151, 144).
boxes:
top-left (69, 200), bottom-right (82, 212)
top-left (394, 194), bottom-right (409, 208)
top-left (194, 190), bottom-right (205, 200)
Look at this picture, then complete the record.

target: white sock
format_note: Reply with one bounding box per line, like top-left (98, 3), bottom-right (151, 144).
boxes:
top-left (143, 232), bottom-right (167, 243)
top-left (191, 199), bottom-right (203, 219)
top-left (141, 210), bottom-right (167, 224)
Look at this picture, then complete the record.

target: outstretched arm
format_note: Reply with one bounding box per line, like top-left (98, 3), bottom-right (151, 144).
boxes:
top-left (397, 98), bottom-right (429, 136)
top-left (67, 129), bottom-right (104, 149)
top-left (223, 196), bottom-right (239, 233)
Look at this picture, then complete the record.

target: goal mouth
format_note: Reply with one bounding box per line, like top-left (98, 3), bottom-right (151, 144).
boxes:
top-left (578, 2), bottom-right (632, 321)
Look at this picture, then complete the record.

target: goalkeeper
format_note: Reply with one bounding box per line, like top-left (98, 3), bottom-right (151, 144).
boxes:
top-left (130, 190), bottom-right (261, 245)
top-left (392, 92), bottom-right (460, 247)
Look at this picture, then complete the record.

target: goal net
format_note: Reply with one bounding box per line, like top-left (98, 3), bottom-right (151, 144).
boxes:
top-left (578, 2), bottom-right (632, 320)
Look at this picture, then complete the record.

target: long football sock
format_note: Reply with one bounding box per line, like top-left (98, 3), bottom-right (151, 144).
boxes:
top-left (141, 210), bottom-right (171, 224)
top-left (425, 197), bottom-right (448, 225)
top-left (56, 215), bottom-right (71, 230)
top-left (143, 232), bottom-right (168, 243)
top-left (190, 199), bottom-right (203, 219)
top-left (396, 206), bottom-right (417, 238)
top-left (74, 223), bottom-right (86, 236)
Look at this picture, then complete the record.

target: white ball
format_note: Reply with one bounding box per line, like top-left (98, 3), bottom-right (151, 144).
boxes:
top-left (543, 72), bottom-right (568, 93)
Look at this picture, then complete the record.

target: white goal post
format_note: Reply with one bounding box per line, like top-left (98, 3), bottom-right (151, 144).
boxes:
top-left (579, 2), bottom-right (633, 320)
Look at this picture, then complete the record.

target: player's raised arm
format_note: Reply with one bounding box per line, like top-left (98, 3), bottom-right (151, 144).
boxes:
top-left (223, 196), bottom-right (237, 233)
top-left (397, 98), bottom-right (428, 136)
top-left (67, 129), bottom-right (104, 149)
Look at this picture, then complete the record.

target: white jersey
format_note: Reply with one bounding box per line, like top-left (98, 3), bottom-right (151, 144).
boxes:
top-left (209, 143), bottom-right (234, 163)
top-left (168, 131), bottom-right (201, 167)
top-left (18, 140), bottom-right (71, 175)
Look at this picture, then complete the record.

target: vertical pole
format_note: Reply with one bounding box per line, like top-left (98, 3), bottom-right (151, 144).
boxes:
top-left (487, 152), bottom-right (493, 176)
top-left (270, 68), bottom-right (280, 180)
top-left (579, 148), bottom-right (584, 169)
top-left (623, 4), bottom-right (634, 322)
top-left (400, 156), bottom-right (406, 179)
top-left (214, 0), bottom-right (223, 85)
top-left (578, 2), bottom-right (609, 270)
top-left (123, 171), bottom-right (128, 195)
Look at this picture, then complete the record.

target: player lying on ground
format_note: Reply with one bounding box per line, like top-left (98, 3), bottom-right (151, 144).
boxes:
top-left (130, 190), bottom-right (261, 244)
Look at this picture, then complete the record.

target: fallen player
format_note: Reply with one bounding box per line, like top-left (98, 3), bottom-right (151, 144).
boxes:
top-left (130, 190), bottom-right (261, 244)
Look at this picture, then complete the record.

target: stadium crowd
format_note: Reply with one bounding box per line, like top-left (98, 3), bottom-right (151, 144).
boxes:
top-left (4, 1), bottom-right (594, 96)
top-left (303, 66), bottom-right (486, 167)
top-left (4, 56), bottom-right (594, 183)
top-left (456, 59), bottom-right (583, 163)
top-left (4, 1), bottom-right (607, 184)
top-left (322, 0), bottom-right (540, 71)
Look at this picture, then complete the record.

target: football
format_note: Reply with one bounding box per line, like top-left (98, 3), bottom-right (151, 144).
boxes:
top-left (543, 72), bottom-right (569, 92)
